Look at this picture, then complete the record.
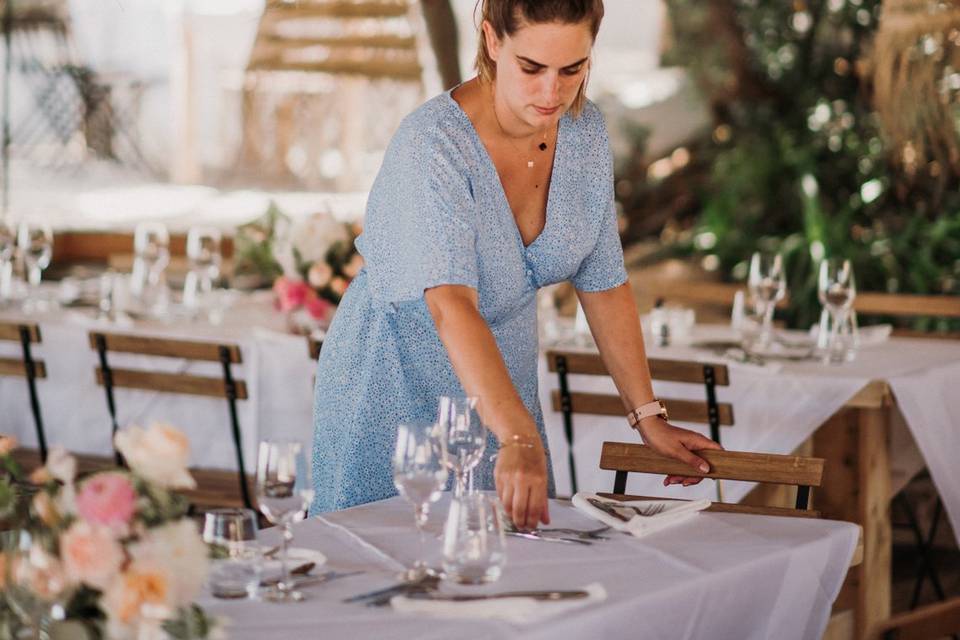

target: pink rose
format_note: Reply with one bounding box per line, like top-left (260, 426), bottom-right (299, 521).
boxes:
top-left (76, 472), bottom-right (136, 532)
top-left (60, 521), bottom-right (125, 590)
top-left (304, 291), bottom-right (334, 321)
top-left (273, 276), bottom-right (310, 313)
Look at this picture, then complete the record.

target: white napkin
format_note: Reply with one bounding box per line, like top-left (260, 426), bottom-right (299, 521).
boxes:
top-left (572, 493), bottom-right (710, 538)
top-left (390, 583), bottom-right (607, 624)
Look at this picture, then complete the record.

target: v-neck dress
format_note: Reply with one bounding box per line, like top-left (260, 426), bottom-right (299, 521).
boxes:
top-left (309, 90), bottom-right (628, 514)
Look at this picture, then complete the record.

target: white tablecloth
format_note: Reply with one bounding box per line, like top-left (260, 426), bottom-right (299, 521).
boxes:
top-left (198, 495), bottom-right (859, 640)
top-left (3, 301), bottom-right (959, 546)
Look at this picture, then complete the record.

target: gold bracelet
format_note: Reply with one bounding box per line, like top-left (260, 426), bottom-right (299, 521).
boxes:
top-left (498, 434), bottom-right (538, 450)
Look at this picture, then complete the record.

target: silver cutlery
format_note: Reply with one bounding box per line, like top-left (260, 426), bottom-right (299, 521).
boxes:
top-left (344, 574), bottom-right (440, 605)
top-left (505, 530), bottom-right (593, 546)
top-left (588, 498), bottom-right (666, 520)
top-left (539, 525), bottom-right (612, 540)
top-left (407, 590), bottom-right (590, 602)
top-left (261, 569), bottom-right (364, 589)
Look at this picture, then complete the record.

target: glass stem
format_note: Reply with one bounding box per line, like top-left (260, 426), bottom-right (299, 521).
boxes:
top-left (279, 523), bottom-right (292, 591)
top-left (414, 504), bottom-right (427, 570)
top-left (761, 299), bottom-right (776, 344)
top-left (28, 265), bottom-right (41, 288)
top-left (455, 471), bottom-right (467, 498)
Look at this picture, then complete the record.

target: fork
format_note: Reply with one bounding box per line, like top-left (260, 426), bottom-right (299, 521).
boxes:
top-left (619, 502), bottom-right (666, 517)
top-left (538, 525), bottom-right (612, 539)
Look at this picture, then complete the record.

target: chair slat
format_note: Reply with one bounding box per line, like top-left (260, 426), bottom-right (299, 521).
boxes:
top-left (855, 292), bottom-right (960, 319)
top-left (0, 358), bottom-right (47, 378)
top-left (599, 442), bottom-right (824, 487)
top-left (868, 596), bottom-right (960, 640)
top-left (545, 350), bottom-right (729, 386)
top-left (95, 368), bottom-right (249, 400)
top-left (88, 333), bottom-right (242, 363)
top-left (597, 493), bottom-right (821, 519)
top-left (0, 323), bottom-right (41, 343)
top-left (550, 391), bottom-right (734, 426)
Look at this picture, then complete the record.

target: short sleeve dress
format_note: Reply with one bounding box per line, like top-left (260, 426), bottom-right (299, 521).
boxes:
top-left (309, 90), bottom-right (627, 514)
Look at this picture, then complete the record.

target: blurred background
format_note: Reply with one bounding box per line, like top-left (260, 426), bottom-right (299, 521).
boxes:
top-left (2, 0), bottom-right (957, 332)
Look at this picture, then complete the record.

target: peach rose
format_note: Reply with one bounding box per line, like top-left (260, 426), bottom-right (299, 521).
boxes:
top-left (330, 277), bottom-right (348, 296)
top-left (32, 491), bottom-right (60, 527)
top-left (0, 434), bottom-right (17, 455)
top-left (342, 253), bottom-right (365, 279)
top-left (115, 423), bottom-right (195, 490)
top-left (76, 472), bottom-right (136, 533)
top-left (60, 521), bottom-right (125, 590)
top-left (129, 520), bottom-right (209, 607)
top-left (102, 565), bottom-right (171, 629)
top-left (0, 552), bottom-right (7, 590)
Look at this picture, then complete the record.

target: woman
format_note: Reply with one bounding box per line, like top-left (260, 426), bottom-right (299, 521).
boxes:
top-left (310, 0), bottom-right (721, 529)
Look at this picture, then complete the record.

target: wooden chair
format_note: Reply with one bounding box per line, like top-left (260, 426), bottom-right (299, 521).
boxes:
top-left (867, 595), bottom-right (960, 640)
top-left (88, 331), bottom-right (253, 510)
top-left (598, 441), bottom-right (824, 518)
top-left (0, 322), bottom-right (49, 461)
top-left (545, 349), bottom-right (733, 495)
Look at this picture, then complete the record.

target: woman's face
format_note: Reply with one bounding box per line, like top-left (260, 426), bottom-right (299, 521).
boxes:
top-left (484, 18), bottom-right (594, 129)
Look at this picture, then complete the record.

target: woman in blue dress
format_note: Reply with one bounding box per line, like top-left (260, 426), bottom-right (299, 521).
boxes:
top-left (311, 0), bottom-right (721, 529)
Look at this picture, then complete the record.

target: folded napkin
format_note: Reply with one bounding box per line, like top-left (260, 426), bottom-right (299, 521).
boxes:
top-left (572, 493), bottom-right (710, 538)
top-left (390, 583), bottom-right (607, 624)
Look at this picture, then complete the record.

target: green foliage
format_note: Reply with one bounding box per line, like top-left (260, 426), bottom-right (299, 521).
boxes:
top-left (233, 201), bottom-right (289, 286)
top-left (659, 0), bottom-right (960, 328)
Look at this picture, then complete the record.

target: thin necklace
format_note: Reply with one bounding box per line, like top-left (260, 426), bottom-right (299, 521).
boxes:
top-left (491, 93), bottom-right (548, 169)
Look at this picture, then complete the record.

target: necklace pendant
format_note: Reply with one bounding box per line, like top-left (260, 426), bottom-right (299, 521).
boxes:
top-left (527, 160), bottom-right (534, 168)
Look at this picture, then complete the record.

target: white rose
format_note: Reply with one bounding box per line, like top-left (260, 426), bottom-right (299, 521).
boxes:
top-left (291, 212), bottom-right (349, 265)
top-left (115, 423), bottom-right (196, 489)
top-left (46, 447), bottom-right (76, 484)
top-left (130, 520), bottom-right (210, 607)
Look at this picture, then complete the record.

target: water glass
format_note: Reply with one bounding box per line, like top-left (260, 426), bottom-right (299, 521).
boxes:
top-left (816, 305), bottom-right (860, 364)
top-left (442, 493), bottom-right (507, 585)
top-left (256, 440), bottom-right (313, 602)
top-left (203, 508), bottom-right (261, 599)
top-left (393, 422), bottom-right (447, 581)
top-left (17, 221), bottom-right (54, 312)
top-left (818, 258), bottom-right (857, 364)
top-left (183, 226), bottom-right (223, 312)
top-left (131, 222), bottom-right (170, 310)
top-left (747, 252), bottom-right (787, 350)
top-left (437, 396), bottom-right (486, 496)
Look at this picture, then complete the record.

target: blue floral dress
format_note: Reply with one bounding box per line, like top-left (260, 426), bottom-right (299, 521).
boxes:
top-left (309, 90), bottom-right (627, 514)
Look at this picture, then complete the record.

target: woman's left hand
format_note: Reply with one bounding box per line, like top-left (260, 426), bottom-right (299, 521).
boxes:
top-left (636, 417), bottom-right (724, 487)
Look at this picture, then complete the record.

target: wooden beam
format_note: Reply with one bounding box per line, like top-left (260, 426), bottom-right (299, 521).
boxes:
top-left (247, 58), bottom-right (422, 80)
top-left (855, 292), bottom-right (960, 318)
top-left (88, 333), bottom-right (242, 363)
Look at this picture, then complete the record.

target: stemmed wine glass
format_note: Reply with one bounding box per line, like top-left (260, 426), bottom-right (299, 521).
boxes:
top-left (818, 258), bottom-right (857, 364)
top-left (0, 220), bottom-right (16, 306)
top-left (4, 529), bottom-right (73, 638)
top-left (17, 221), bottom-right (54, 313)
top-left (183, 226), bottom-right (222, 313)
top-left (746, 251), bottom-right (787, 350)
top-left (131, 222), bottom-right (170, 313)
top-left (393, 422), bottom-right (447, 581)
top-left (437, 396), bottom-right (486, 497)
top-left (256, 440), bottom-right (314, 602)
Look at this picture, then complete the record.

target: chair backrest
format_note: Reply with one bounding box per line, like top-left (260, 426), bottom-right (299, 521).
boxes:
top-left (87, 331), bottom-right (252, 509)
top-left (546, 349), bottom-right (732, 496)
top-left (599, 442), bottom-right (825, 513)
top-left (854, 292), bottom-right (960, 338)
top-left (867, 595), bottom-right (960, 640)
top-left (0, 322), bottom-right (49, 461)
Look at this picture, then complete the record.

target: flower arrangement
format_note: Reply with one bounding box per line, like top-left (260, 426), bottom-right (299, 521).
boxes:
top-left (0, 425), bottom-right (218, 640)
top-left (233, 201), bottom-right (364, 333)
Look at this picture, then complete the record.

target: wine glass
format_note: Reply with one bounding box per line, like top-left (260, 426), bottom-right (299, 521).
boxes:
top-left (746, 251), bottom-right (787, 350)
top-left (0, 220), bottom-right (16, 306)
top-left (131, 222), bottom-right (170, 306)
top-left (442, 493), bottom-right (507, 584)
top-left (17, 221), bottom-right (54, 313)
top-left (437, 396), bottom-right (486, 497)
top-left (255, 440), bottom-right (314, 602)
top-left (393, 422), bottom-right (447, 581)
top-left (183, 226), bottom-right (222, 312)
top-left (818, 258), bottom-right (857, 364)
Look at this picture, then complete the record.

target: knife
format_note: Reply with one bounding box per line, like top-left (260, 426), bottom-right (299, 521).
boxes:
top-left (407, 590), bottom-right (590, 602)
top-left (505, 531), bottom-right (592, 546)
top-left (587, 498), bottom-right (631, 522)
top-left (343, 575), bottom-right (439, 604)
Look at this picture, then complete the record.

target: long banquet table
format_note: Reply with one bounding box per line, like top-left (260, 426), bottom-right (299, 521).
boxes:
top-left (199, 495), bottom-right (859, 640)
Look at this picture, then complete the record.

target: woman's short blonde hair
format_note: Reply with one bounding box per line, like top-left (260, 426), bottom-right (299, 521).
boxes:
top-left (474, 0), bottom-right (604, 118)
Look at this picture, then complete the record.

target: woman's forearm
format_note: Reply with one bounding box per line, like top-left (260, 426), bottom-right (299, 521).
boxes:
top-left (425, 285), bottom-right (539, 442)
top-left (577, 282), bottom-right (656, 411)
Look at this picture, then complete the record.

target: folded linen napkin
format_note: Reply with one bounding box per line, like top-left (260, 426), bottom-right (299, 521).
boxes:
top-left (390, 583), bottom-right (607, 624)
top-left (571, 493), bottom-right (711, 538)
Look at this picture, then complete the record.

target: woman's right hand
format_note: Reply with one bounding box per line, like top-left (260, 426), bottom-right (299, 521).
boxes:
top-left (494, 437), bottom-right (550, 530)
